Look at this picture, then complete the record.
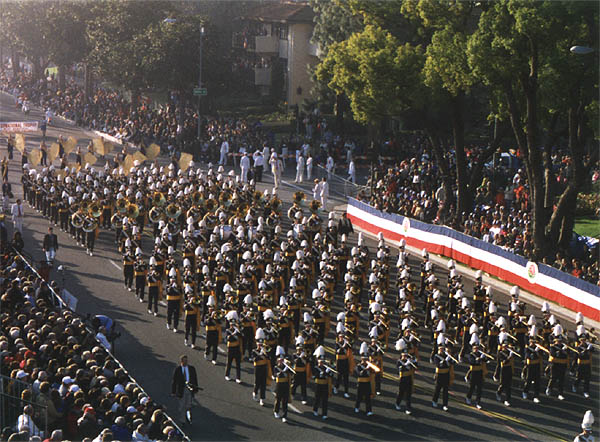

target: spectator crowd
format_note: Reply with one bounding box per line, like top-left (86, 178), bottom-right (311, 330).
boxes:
top-left (0, 247), bottom-right (184, 441)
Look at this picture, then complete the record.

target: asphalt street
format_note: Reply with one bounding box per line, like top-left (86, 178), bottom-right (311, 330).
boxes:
top-left (1, 91), bottom-right (598, 441)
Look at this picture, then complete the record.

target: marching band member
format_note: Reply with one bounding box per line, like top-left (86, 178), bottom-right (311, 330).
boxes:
top-left (354, 342), bottom-right (375, 416)
top-left (395, 338), bottom-right (417, 414)
top-left (312, 346), bottom-right (334, 420)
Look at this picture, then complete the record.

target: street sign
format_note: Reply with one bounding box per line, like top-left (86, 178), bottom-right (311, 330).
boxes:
top-left (193, 87), bottom-right (208, 96)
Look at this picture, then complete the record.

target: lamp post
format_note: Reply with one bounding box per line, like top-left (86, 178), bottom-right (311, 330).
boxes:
top-left (164, 18), bottom-right (205, 140)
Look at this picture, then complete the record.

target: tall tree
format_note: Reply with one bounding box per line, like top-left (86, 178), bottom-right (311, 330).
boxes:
top-left (468, 0), bottom-right (598, 259)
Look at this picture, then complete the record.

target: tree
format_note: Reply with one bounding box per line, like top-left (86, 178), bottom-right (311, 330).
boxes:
top-left (317, 25), bottom-right (423, 130)
top-left (310, 0), bottom-right (362, 131)
top-left (1, 1), bottom-right (53, 81)
top-left (468, 0), bottom-right (599, 259)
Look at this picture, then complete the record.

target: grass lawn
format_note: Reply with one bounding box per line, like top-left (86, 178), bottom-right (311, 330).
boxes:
top-left (574, 217), bottom-right (600, 238)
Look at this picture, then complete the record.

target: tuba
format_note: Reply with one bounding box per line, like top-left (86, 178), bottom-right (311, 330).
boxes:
top-left (205, 198), bottom-right (217, 213)
top-left (191, 191), bottom-right (203, 206)
top-left (186, 205), bottom-right (201, 223)
top-left (71, 211), bottom-right (84, 229)
top-left (111, 213), bottom-right (123, 228)
top-left (152, 192), bottom-right (166, 207)
top-left (288, 204), bottom-right (301, 222)
top-left (166, 203), bottom-right (181, 220)
top-left (219, 191), bottom-right (232, 208)
top-left (80, 201), bottom-right (90, 212)
top-left (89, 202), bottom-right (102, 218)
top-left (127, 203), bottom-right (140, 219)
top-left (82, 215), bottom-right (98, 233)
top-left (148, 206), bottom-right (165, 223)
top-left (116, 198), bottom-right (129, 214)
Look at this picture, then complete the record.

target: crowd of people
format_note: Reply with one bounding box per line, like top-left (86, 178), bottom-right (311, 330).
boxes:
top-left (364, 144), bottom-right (599, 285)
top-left (18, 152), bottom-right (596, 436)
top-left (0, 245), bottom-right (185, 441)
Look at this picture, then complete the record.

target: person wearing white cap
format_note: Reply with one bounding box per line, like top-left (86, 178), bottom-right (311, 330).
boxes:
top-left (134, 249), bottom-right (148, 303)
top-left (147, 257), bottom-right (161, 316)
top-left (251, 330), bottom-right (269, 406)
top-left (354, 342), bottom-right (374, 416)
top-left (312, 345), bottom-right (334, 419)
top-left (272, 346), bottom-right (292, 423)
top-left (224, 312), bottom-right (242, 382)
top-left (165, 269), bottom-right (183, 333)
top-left (123, 242), bottom-right (135, 291)
top-left (575, 410), bottom-right (594, 442)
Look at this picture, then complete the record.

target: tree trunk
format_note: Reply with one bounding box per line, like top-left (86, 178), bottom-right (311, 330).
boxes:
top-left (451, 94), bottom-right (470, 219)
top-left (58, 65), bottom-right (66, 90)
top-left (12, 49), bottom-right (19, 78)
top-left (428, 130), bottom-right (455, 224)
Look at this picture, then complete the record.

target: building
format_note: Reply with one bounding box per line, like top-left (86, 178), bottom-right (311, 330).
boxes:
top-left (232, 1), bottom-right (318, 107)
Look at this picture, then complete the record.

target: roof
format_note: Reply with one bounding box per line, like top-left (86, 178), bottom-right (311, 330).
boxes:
top-left (240, 1), bottom-right (314, 24)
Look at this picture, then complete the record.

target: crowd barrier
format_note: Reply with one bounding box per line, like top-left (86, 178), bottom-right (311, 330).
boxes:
top-left (346, 198), bottom-right (600, 322)
top-left (11, 249), bottom-right (190, 441)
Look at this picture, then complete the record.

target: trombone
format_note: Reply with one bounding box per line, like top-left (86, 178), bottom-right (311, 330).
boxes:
top-left (283, 359), bottom-right (297, 374)
top-left (445, 352), bottom-right (460, 364)
top-left (322, 363), bottom-right (339, 375)
top-left (478, 350), bottom-right (496, 361)
top-left (507, 347), bottom-right (522, 359)
top-left (535, 343), bottom-right (550, 354)
top-left (366, 361), bottom-right (381, 373)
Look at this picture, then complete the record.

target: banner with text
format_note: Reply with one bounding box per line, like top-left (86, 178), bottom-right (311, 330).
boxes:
top-left (0, 121), bottom-right (39, 133)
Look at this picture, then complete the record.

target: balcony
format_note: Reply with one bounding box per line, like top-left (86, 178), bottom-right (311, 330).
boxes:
top-left (255, 35), bottom-right (279, 53)
top-left (255, 67), bottom-right (272, 86)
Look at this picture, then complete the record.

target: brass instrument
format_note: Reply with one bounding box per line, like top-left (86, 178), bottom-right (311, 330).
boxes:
top-left (322, 363), bottom-right (339, 375)
top-left (478, 350), bottom-right (495, 360)
top-left (148, 206), bottom-right (165, 223)
top-left (89, 202), bottom-right (102, 218)
top-left (71, 211), bottom-right (84, 229)
top-left (205, 198), bottom-right (217, 213)
top-left (80, 201), bottom-right (90, 212)
top-left (186, 205), bottom-right (201, 223)
top-left (152, 192), bottom-right (166, 207)
top-left (535, 343), bottom-right (551, 354)
top-left (310, 199), bottom-right (321, 213)
top-left (445, 352), bottom-right (460, 364)
top-left (116, 198), bottom-right (129, 214)
top-left (191, 191), bottom-right (203, 206)
top-left (293, 191), bottom-right (305, 205)
top-left (111, 213), bottom-right (123, 228)
top-left (270, 197), bottom-right (281, 212)
top-left (253, 190), bottom-right (263, 204)
top-left (507, 347), bottom-right (522, 359)
top-left (127, 203), bottom-right (140, 219)
top-left (218, 190), bottom-right (231, 207)
top-left (287, 204), bottom-right (301, 221)
top-left (283, 359), bottom-right (297, 374)
top-left (82, 216), bottom-right (98, 233)
top-left (166, 203), bottom-right (181, 220)
top-left (366, 361), bottom-right (381, 373)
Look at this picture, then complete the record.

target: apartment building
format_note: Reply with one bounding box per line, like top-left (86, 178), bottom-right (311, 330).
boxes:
top-left (232, 1), bottom-right (318, 107)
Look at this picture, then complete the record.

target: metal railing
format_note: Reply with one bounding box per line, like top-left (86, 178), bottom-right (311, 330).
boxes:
top-left (315, 164), bottom-right (370, 199)
top-left (0, 375), bottom-right (47, 437)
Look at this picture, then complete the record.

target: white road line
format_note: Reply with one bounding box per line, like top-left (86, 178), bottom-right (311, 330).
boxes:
top-left (109, 260), bottom-right (121, 271)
